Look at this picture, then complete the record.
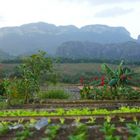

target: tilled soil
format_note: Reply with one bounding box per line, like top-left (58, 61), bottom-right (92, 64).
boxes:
top-left (0, 124), bottom-right (131, 140)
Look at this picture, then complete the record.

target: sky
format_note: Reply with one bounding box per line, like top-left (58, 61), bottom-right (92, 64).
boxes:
top-left (0, 0), bottom-right (140, 39)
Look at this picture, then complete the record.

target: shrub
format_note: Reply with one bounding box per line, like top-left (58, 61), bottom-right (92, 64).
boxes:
top-left (80, 85), bottom-right (140, 100)
top-left (17, 50), bottom-right (53, 103)
top-left (80, 61), bottom-right (140, 100)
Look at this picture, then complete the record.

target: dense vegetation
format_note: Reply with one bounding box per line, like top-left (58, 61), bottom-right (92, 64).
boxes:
top-left (0, 51), bottom-right (140, 140)
top-left (1, 59), bottom-right (140, 84)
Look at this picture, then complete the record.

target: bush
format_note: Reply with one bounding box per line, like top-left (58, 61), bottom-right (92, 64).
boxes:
top-left (80, 85), bottom-right (140, 100)
top-left (38, 89), bottom-right (70, 99)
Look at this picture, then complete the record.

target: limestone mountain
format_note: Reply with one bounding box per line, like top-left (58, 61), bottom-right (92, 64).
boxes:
top-left (56, 41), bottom-right (140, 61)
top-left (0, 22), bottom-right (134, 56)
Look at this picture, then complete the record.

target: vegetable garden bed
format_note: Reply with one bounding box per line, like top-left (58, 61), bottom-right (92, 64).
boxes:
top-left (0, 113), bottom-right (140, 124)
top-left (5, 100), bottom-right (140, 109)
top-left (0, 107), bottom-right (140, 123)
top-left (0, 118), bottom-right (140, 140)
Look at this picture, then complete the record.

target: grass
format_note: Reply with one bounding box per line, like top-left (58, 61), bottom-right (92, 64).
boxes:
top-left (55, 63), bottom-right (102, 76)
top-left (1, 62), bottom-right (140, 85)
top-left (38, 89), bottom-right (70, 99)
top-left (2, 62), bottom-right (140, 75)
top-left (0, 101), bottom-right (9, 109)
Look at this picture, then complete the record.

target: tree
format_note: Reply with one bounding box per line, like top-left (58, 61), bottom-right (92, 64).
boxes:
top-left (18, 51), bottom-right (53, 103)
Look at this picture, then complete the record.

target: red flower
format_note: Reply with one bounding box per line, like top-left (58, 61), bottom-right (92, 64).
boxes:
top-left (80, 77), bottom-right (84, 85)
top-left (100, 76), bottom-right (105, 86)
top-left (100, 81), bottom-right (105, 86)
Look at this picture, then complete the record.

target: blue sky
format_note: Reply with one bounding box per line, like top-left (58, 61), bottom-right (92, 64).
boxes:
top-left (0, 0), bottom-right (140, 38)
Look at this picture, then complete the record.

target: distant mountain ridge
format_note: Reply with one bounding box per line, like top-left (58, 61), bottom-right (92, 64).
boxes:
top-left (56, 41), bottom-right (140, 61)
top-left (0, 22), bottom-right (137, 56)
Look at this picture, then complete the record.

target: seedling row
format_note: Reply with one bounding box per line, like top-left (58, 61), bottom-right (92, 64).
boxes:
top-left (1, 117), bottom-right (140, 140)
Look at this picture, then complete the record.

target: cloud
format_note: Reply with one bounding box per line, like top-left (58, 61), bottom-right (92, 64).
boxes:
top-left (94, 7), bottom-right (134, 17)
top-left (62, 0), bottom-right (140, 5)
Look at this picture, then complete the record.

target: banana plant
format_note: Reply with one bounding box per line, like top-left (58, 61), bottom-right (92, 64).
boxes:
top-left (101, 60), bottom-right (134, 87)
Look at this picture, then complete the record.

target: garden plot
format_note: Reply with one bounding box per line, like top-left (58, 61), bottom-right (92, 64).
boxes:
top-left (0, 117), bottom-right (140, 140)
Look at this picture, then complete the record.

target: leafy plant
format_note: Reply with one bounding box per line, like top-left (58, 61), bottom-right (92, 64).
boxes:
top-left (101, 61), bottom-right (135, 89)
top-left (59, 118), bottom-right (65, 124)
top-left (105, 116), bottom-right (111, 123)
top-left (84, 61), bottom-right (140, 100)
top-left (100, 122), bottom-right (116, 136)
top-left (0, 121), bottom-right (9, 136)
top-left (80, 85), bottom-right (91, 99)
top-left (100, 122), bottom-right (120, 140)
top-left (42, 124), bottom-right (60, 140)
top-left (119, 117), bottom-right (125, 123)
top-left (0, 78), bottom-right (12, 105)
top-left (126, 123), bottom-right (140, 139)
top-left (14, 128), bottom-right (33, 140)
top-left (68, 123), bottom-right (88, 140)
top-left (74, 117), bottom-right (81, 124)
top-left (0, 106), bottom-right (140, 117)
top-left (87, 117), bottom-right (96, 124)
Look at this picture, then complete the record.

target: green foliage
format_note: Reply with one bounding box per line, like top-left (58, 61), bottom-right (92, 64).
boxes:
top-left (42, 125), bottom-right (60, 140)
top-left (0, 78), bottom-right (14, 105)
top-left (87, 117), bottom-right (96, 124)
top-left (101, 60), bottom-right (134, 87)
top-left (38, 89), bottom-right (70, 99)
top-left (101, 64), bottom-right (114, 81)
top-left (59, 118), bottom-right (65, 124)
top-left (0, 81), bottom-right (5, 96)
top-left (1, 106), bottom-right (140, 117)
top-left (1, 118), bottom-right (140, 139)
top-left (0, 121), bottom-right (9, 136)
top-left (68, 123), bottom-right (88, 140)
top-left (17, 51), bottom-right (53, 103)
top-left (80, 85), bottom-right (91, 99)
top-left (14, 129), bottom-right (33, 140)
top-left (100, 122), bottom-right (120, 140)
top-left (126, 123), bottom-right (140, 140)
top-left (0, 101), bottom-right (9, 109)
top-left (80, 61), bottom-right (140, 100)
top-left (100, 122), bottom-right (116, 136)
top-left (83, 86), bottom-right (140, 100)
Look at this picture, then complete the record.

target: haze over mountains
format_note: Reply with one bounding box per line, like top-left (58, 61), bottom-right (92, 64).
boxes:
top-left (0, 22), bottom-right (140, 60)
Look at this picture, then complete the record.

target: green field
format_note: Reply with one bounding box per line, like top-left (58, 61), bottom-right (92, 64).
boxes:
top-left (54, 63), bottom-right (140, 84)
top-left (1, 62), bottom-right (140, 84)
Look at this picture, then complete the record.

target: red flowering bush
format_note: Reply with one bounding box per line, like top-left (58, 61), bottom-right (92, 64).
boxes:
top-left (80, 61), bottom-right (140, 100)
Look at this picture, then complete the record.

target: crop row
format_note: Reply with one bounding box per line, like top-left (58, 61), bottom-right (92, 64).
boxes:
top-left (0, 107), bottom-right (140, 117)
top-left (0, 118), bottom-right (140, 140)
top-left (7, 100), bottom-right (140, 109)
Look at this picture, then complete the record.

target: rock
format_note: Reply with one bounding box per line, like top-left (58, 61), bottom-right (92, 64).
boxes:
top-left (35, 118), bottom-right (48, 130)
top-left (9, 124), bottom-right (24, 130)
